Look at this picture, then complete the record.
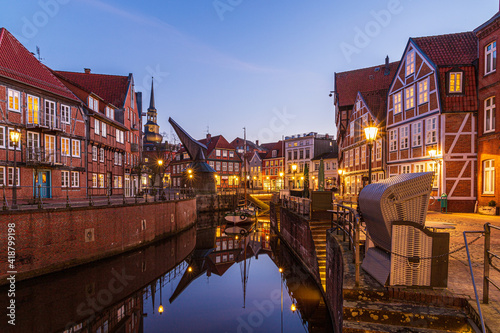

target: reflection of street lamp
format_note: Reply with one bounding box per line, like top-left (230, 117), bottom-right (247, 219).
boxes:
top-left (364, 123), bottom-right (378, 185)
top-left (291, 164), bottom-right (297, 189)
top-left (10, 129), bottom-right (20, 209)
top-left (158, 276), bottom-right (164, 315)
top-left (279, 267), bottom-right (283, 333)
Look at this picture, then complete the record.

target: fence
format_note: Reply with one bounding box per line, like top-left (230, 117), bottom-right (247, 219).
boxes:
top-left (281, 195), bottom-right (311, 217)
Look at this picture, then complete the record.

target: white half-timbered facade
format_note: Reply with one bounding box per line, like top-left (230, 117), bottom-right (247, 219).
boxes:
top-left (386, 32), bottom-right (478, 212)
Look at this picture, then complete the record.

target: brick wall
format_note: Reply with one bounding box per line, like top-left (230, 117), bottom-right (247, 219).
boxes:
top-left (0, 198), bottom-right (196, 283)
top-left (326, 230), bottom-right (343, 333)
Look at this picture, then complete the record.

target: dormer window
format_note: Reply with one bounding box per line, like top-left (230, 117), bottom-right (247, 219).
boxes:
top-left (449, 72), bottom-right (462, 93)
top-left (88, 96), bottom-right (99, 112)
top-left (106, 106), bottom-right (114, 120)
top-left (272, 150), bottom-right (277, 158)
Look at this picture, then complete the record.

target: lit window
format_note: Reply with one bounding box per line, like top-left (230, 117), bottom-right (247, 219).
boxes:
top-left (485, 96), bottom-right (496, 133)
top-left (61, 137), bottom-right (70, 156)
top-left (27, 95), bottom-right (39, 124)
top-left (72, 140), bottom-right (80, 157)
top-left (483, 160), bottom-right (495, 194)
top-left (389, 129), bottom-right (398, 152)
top-left (99, 174), bottom-right (105, 188)
top-left (8, 89), bottom-right (20, 112)
top-left (376, 139), bottom-right (382, 161)
top-left (400, 126), bottom-right (409, 149)
top-left (402, 165), bottom-right (411, 174)
top-left (415, 164), bottom-right (425, 173)
top-left (412, 122), bottom-right (422, 147)
top-left (361, 145), bottom-right (366, 164)
top-left (486, 41), bottom-right (497, 75)
top-left (406, 51), bottom-right (415, 76)
top-left (92, 174), bottom-right (98, 187)
top-left (394, 92), bottom-right (402, 114)
top-left (449, 72), bottom-right (462, 93)
top-left (405, 86), bottom-right (415, 109)
top-left (418, 79), bottom-right (429, 105)
top-left (355, 148), bottom-right (359, 166)
top-left (425, 117), bottom-right (437, 144)
top-left (0, 127), bottom-right (4, 149)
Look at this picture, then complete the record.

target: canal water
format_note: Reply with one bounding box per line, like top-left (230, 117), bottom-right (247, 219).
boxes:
top-left (1, 215), bottom-right (332, 333)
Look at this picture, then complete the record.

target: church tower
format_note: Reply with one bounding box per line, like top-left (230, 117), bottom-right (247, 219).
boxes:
top-left (143, 78), bottom-right (163, 144)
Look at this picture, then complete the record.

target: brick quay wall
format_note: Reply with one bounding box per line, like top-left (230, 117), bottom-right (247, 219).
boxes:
top-left (0, 198), bottom-right (197, 284)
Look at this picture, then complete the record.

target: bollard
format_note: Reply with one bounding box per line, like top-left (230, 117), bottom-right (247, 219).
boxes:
top-left (484, 223), bottom-right (491, 304)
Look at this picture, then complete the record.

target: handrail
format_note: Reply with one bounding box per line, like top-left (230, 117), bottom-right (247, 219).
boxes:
top-left (464, 230), bottom-right (486, 333)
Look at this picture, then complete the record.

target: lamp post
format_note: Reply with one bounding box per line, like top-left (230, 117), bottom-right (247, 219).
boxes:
top-left (291, 164), bottom-right (297, 189)
top-left (364, 123), bottom-right (378, 185)
top-left (10, 129), bottom-right (20, 209)
top-left (338, 169), bottom-right (344, 197)
top-left (157, 159), bottom-right (164, 195)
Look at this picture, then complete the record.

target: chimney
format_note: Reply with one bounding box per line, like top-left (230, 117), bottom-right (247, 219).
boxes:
top-left (84, 68), bottom-right (91, 74)
top-left (256, 140), bottom-right (259, 147)
top-left (384, 56), bottom-right (390, 75)
top-left (206, 133), bottom-right (211, 141)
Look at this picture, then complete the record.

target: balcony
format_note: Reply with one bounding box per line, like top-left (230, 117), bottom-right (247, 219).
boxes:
top-left (26, 113), bottom-right (66, 132)
top-left (26, 148), bottom-right (61, 165)
top-left (131, 143), bottom-right (139, 152)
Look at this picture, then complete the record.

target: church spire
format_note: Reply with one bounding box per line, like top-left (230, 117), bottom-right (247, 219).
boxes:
top-left (149, 77), bottom-right (155, 110)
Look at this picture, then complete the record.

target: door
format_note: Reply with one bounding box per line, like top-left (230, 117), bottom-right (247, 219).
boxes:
top-left (44, 134), bottom-right (55, 163)
top-left (27, 132), bottom-right (40, 161)
top-left (34, 170), bottom-right (51, 198)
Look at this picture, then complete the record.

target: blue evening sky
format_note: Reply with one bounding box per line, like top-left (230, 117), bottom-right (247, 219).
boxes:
top-left (1, 0), bottom-right (498, 143)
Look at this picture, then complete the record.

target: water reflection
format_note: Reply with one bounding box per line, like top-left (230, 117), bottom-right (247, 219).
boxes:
top-left (0, 216), bottom-right (331, 333)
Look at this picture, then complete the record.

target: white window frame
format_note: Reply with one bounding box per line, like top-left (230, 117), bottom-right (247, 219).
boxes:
top-left (405, 86), bottom-right (415, 110)
top-left (8, 89), bottom-right (20, 112)
top-left (216, 161), bottom-right (221, 171)
top-left (414, 163), bottom-right (425, 173)
top-left (449, 72), bottom-right (462, 93)
top-left (389, 129), bottom-right (398, 152)
top-left (400, 125), bottom-right (409, 149)
top-left (89, 96), bottom-right (99, 111)
top-left (94, 118), bottom-right (100, 135)
top-left (99, 174), bottom-right (104, 188)
top-left (71, 171), bottom-right (79, 188)
top-left (0, 166), bottom-right (4, 186)
top-left (412, 121), bottom-right (422, 147)
top-left (376, 139), bottom-right (382, 161)
top-left (401, 165), bottom-right (411, 174)
top-left (0, 126), bottom-right (5, 149)
top-left (61, 104), bottom-right (70, 124)
top-left (484, 96), bottom-right (496, 133)
top-left (483, 159), bottom-right (495, 195)
top-left (355, 148), bottom-right (359, 166)
top-left (222, 150), bottom-right (227, 157)
top-left (8, 167), bottom-right (20, 186)
top-left (406, 50), bottom-right (415, 76)
top-left (61, 170), bottom-right (70, 187)
top-left (92, 173), bottom-right (98, 188)
top-left (426, 117), bottom-right (438, 144)
top-left (27, 95), bottom-right (40, 125)
top-left (92, 146), bottom-right (98, 161)
top-left (72, 140), bottom-right (80, 158)
top-left (361, 145), bottom-right (366, 164)
top-left (99, 148), bottom-right (104, 162)
top-left (394, 92), bottom-right (402, 114)
top-left (61, 137), bottom-right (70, 156)
top-left (216, 149), bottom-right (221, 157)
top-left (102, 122), bottom-right (106, 138)
top-left (349, 150), bottom-right (353, 167)
top-left (418, 78), bottom-right (429, 105)
top-left (486, 41), bottom-right (497, 75)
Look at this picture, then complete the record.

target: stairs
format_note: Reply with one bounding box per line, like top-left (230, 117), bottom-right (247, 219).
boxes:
top-left (309, 220), bottom-right (331, 290)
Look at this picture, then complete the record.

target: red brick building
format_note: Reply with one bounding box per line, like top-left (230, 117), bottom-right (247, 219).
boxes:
top-left (0, 28), bottom-right (86, 202)
top-left (262, 141), bottom-right (285, 190)
top-left (386, 32), bottom-right (478, 212)
top-left (475, 12), bottom-right (500, 211)
top-left (55, 69), bottom-right (142, 197)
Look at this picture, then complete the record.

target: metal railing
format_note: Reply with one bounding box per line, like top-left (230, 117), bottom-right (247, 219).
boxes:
top-left (332, 203), bottom-right (362, 286)
top-left (281, 195), bottom-right (311, 216)
top-left (464, 223), bottom-right (500, 333)
top-left (26, 113), bottom-right (65, 131)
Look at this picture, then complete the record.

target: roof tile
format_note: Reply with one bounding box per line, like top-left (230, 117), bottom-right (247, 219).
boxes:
top-left (412, 32), bottom-right (477, 66)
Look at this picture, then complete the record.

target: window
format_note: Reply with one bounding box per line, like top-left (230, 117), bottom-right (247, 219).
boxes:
top-left (305, 149), bottom-right (310, 159)
top-left (428, 162), bottom-right (439, 188)
top-left (394, 92), bottom-right (402, 114)
top-left (72, 140), bottom-right (80, 157)
top-left (106, 106), bottom-right (114, 120)
top-left (361, 145), bottom-right (366, 164)
top-left (299, 150), bottom-right (304, 159)
top-left (293, 150), bottom-right (298, 160)
top-left (355, 148), bottom-right (359, 166)
top-left (426, 117), bottom-right (437, 144)
top-left (449, 72), bottom-right (462, 93)
top-left (418, 79), bottom-right (429, 105)
top-left (98, 174), bottom-right (104, 188)
top-left (0, 167), bottom-right (4, 186)
top-left (61, 105), bottom-right (70, 124)
top-left (102, 122), bottom-right (106, 137)
top-left (216, 161), bottom-right (221, 171)
top-left (0, 126), bottom-right (4, 148)
top-left (406, 50), bottom-right (415, 76)
top-left (402, 165), bottom-right (411, 174)
top-left (222, 150), bottom-right (227, 157)
top-left (92, 146), bottom-right (98, 161)
top-left (116, 130), bottom-right (124, 144)
top-left (117, 305), bottom-right (125, 322)
top-left (350, 122), bottom-right (354, 136)
top-left (400, 126), bottom-right (409, 149)
top-left (61, 171), bottom-right (69, 187)
top-left (45, 134), bottom-right (55, 163)
top-left (89, 96), bottom-right (99, 111)
top-left (485, 97), bottom-right (496, 133)
top-left (216, 150), bottom-right (221, 157)
top-left (92, 174), bottom-right (98, 187)
top-left (412, 122), bottom-right (422, 147)
top-left (229, 151), bottom-right (234, 158)
top-left (376, 139), bottom-right (382, 160)
top-left (94, 118), bottom-right (100, 135)
top-left (99, 148), bottom-right (104, 162)
top-left (61, 137), bottom-right (70, 156)
top-left (27, 95), bottom-right (39, 124)
top-left (415, 163), bottom-right (425, 173)
top-left (389, 130), bottom-right (398, 151)
top-left (229, 163), bottom-right (233, 172)
top-left (71, 171), bottom-right (79, 187)
top-left (235, 163), bottom-right (239, 172)
top-left (222, 162), bottom-right (227, 171)
top-left (405, 86), bottom-right (415, 110)
top-left (486, 41), bottom-right (497, 75)
top-left (8, 89), bottom-right (20, 112)
top-left (8, 167), bottom-right (20, 186)
top-left (483, 160), bottom-right (495, 194)
top-left (349, 150), bottom-right (353, 167)
top-left (45, 100), bottom-right (56, 127)
top-left (288, 151), bottom-right (292, 160)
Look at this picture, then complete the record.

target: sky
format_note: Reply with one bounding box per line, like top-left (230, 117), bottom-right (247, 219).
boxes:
top-left (1, 0), bottom-right (498, 144)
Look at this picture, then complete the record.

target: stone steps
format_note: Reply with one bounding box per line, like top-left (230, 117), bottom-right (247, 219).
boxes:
top-left (343, 320), bottom-right (472, 333)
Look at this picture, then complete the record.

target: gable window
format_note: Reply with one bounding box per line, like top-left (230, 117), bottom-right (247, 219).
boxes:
top-left (418, 79), bottom-right (429, 105)
top-left (425, 117), bottom-right (437, 144)
top-left (94, 119), bottom-right (100, 135)
top-left (216, 149), bottom-right (221, 157)
top-left (405, 86), bottom-right (415, 110)
top-left (394, 92), bottom-right (402, 114)
top-left (412, 121), bottom-right (422, 147)
top-left (406, 51), bottom-right (415, 76)
top-left (61, 105), bottom-right (70, 124)
top-left (361, 145), bottom-right (366, 164)
top-left (61, 137), bottom-right (70, 156)
top-left (27, 95), bottom-right (40, 124)
top-left (486, 41), bottom-right (497, 75)
top-left (485, 96), bottom-right (496, 133)
top-left (400, 126), bottom-right (409, 149)
top-left (8, 89), bottom-right (20, 112)
top-left (389, 129), bottom-right (398, 152)
top-left (483, 160), bottom-right (495, 194)
top-left (449, 72), bottom-right (462, 93)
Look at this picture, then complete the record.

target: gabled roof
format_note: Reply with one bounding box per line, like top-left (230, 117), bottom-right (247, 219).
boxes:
top-left (263, 141), bottom-right (284, 159)
top-left (474, 11), bottom-right (500, 34)
top-left (359, 89), bottom-right (389, 124)
top-left (335, 60), bottom-right (400, 108)
top-left (54, 70), bottom-right (131, 108)
top-left (0, 28), bottom-right (79, 102)
top-left (199, 135), bottom-right (235, 154)
top-left (411, 32), bottom-right (477, 66)
top-left (230, 137), bottom-right (266, 152)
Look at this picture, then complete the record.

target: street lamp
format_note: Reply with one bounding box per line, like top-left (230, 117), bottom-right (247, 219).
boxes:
top-left (364, 123), bottom-right (378, 185)
top-left (10, 129), bottom-right (20, 209)
top-left (157, 159), bottom-right (164, 194)
top-left (291, 164), bottom-right (297, 189)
